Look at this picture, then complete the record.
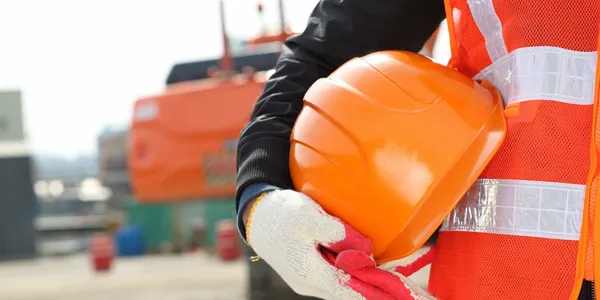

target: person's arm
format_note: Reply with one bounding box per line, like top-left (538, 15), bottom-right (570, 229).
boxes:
top-left (236, 0), bottom-right (446, 238)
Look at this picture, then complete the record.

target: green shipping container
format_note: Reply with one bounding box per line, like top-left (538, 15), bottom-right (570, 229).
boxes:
top-left (172, 201), bottom-right (205, 249)
top-left (123, 197), bottom-right (236, 251)
top-left (124, 198), bottom-right (174, 252)
top-left (201, 198), bottom-right (236, 247)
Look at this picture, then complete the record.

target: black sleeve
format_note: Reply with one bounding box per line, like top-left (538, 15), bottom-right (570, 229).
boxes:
top-left (236, 0), bottom-right (446, 211)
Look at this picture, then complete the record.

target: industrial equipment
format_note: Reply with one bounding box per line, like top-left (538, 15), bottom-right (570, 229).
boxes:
top-left (128, 1), bottom-right (286, 203)
top-left (127, 2), bottom-right (313, 299)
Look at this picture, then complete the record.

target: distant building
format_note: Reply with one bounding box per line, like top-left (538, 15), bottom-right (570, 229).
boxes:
top-left (33, 154), bottom-right (97, 182)
top-left (0, 89), bottom-right (36, 260)
top-left (97, 126), bottom-right (130, 198)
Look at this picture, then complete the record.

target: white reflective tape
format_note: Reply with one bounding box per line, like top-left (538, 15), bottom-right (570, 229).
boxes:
top-left (467, 0), bottom-right (597, 106)
top-left (475, 47), bottom-right (597, 106)
top-left (467, 0), bottom-right (508, 61)
top-left (0, 141), bottom-right (30, 158)
top-left (440, 179), bottom-right (584, 241)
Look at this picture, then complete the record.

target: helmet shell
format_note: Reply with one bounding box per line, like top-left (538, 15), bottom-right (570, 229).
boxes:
top-left (290, 51), bottom-right (506, 263)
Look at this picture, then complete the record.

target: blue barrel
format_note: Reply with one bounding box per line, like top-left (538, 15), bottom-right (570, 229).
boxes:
top-left (115, 225), bottom-right (146, 257)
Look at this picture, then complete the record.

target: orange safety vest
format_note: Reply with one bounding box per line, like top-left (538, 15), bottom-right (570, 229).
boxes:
top-left (429, 0), bottom-right (600, 299)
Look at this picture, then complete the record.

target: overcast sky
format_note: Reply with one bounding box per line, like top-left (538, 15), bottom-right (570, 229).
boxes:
top-left (0, 0), bottom-right (449, 157)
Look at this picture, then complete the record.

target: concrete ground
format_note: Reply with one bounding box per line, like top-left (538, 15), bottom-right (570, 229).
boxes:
top-left (0, 253), bottom-right (247, 300)
top-left (0, 252), bottom-right (430, 300)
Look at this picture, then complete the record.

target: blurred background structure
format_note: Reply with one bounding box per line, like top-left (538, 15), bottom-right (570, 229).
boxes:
top-left (0, 0), bottom-right (449, 299)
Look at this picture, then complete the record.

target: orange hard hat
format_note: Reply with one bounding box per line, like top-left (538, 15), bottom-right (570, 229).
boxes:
top-left (289, 51), bottom-right (507, 264)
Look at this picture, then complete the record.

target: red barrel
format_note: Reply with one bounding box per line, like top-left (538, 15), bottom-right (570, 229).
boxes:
top-left (215, 219), bottom-right (241, 261)
top-left (88, 233), bottom-right (115, 272)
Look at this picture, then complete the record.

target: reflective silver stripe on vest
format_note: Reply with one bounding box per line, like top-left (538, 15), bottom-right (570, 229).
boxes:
top-left (475, 47), bottom-right (597, 107)
top-left (466, 0), bottom-right (508, 61)
top-left (440, 179), bottom-right (585, 241)
top-left (467, 0), bottom-right (597, 107)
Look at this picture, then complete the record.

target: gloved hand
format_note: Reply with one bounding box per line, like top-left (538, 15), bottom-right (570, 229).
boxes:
top-left (245, 189), bottom-right (437, 300)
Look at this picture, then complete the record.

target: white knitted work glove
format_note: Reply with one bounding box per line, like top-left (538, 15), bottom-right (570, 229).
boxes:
top-left (246, 189), bottom-right (437, 300)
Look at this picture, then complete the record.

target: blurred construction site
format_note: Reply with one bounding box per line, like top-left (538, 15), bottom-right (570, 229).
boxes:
top-left (0, 1), bottom-right (449, 299)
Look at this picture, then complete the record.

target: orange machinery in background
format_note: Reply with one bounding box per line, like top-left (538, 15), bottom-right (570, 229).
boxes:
top-left (129, 74), bottom-right (267, 202)
top-left (129, 0), bottom-right (289, 203)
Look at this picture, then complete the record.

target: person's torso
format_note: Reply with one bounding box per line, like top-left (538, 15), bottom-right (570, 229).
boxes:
top-left (429, 1), bottom-right (600, 299)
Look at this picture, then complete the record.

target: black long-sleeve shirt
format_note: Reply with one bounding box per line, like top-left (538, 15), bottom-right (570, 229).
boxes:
top-left (235, 2), bottom-right (600, 298)
top-left (236, 0), bottom-right (446, 215)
